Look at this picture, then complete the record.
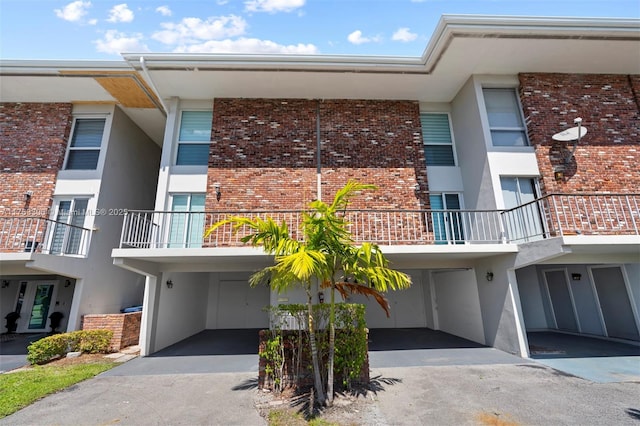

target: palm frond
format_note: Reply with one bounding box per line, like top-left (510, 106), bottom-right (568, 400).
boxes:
top-left (335, 282), bottom-right (391, 317)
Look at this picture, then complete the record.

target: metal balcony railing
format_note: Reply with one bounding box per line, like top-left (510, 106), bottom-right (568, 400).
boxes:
top-left (501, 193), bottom-right (640, 242)
top-left (0, 216), bottom-right (93, 257)
top-left (119, 208), bottom-right (505, 249)
top-left (118, 194), bottom-right (639, 250)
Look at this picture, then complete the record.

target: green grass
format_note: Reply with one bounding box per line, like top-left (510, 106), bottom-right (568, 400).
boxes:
top-left (0, 361), bottom-right (116, 418)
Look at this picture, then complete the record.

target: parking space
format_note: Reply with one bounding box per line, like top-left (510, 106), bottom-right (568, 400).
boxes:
top-left (528, 331), bottom-right (640, 383)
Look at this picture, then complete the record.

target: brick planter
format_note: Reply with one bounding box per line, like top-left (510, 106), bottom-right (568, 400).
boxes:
top-left (82, 312), bottom-right (141, 352)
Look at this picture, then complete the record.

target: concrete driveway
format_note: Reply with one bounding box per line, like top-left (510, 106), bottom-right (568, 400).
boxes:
top-left (2, 329), bottom-right (639, 425)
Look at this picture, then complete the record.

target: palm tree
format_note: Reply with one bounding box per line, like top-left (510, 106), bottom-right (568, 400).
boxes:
top-left (205, 180), bottom-right (411, 407)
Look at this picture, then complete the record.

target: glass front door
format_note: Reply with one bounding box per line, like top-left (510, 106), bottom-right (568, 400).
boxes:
top-left (15, 281), bottom-right (58, 333)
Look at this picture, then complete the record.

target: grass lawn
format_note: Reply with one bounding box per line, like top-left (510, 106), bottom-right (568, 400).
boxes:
top-left (0, 357), bottom-right (117, 418)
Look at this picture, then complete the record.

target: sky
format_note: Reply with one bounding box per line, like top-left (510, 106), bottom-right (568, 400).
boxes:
top-left (1, 0), bottom-right (639, 60)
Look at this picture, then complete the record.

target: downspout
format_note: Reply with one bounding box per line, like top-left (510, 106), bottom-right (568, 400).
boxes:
top-left (140, 56), bottom-right (168, 116)
top-left (316, 100), bottom-right (322, 201)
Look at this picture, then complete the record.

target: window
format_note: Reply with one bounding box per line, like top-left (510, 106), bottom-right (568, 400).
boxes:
top-left (429, 193), bottom-right (463, 244)
top-left (168, 194), bottom-right (205, 248)
top-left (483, 88), bottom-right (528, 146)
top-left (500, 177), bottom-right (543, 241)
top-left (420, 113), bottom-right (455, 166)
top-left (65, 119), bottom-right (106, 170)
top-left (176, 111), bottom-right (213, 166)
top-left (49, 198), bottom-right (89, 255)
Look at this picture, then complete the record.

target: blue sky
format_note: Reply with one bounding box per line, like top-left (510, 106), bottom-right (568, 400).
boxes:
top-left (1, 0), bottom-right (638, 60)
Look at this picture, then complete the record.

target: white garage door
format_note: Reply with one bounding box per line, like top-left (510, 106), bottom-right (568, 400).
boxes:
top-left (352, 277), bottom-right (427, 328)
top-left (216, 281), bottom-right (270, 329)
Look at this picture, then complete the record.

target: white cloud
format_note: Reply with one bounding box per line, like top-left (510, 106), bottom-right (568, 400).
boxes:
top-left (347, 30), bottom-right (380, 45)
top-left (174, 38), bottom-right (318, 54)
top-left (245, 0), bottom-right (305, 13)
top-left (54, 1), bottom-right (92, 23)
top-left (155, 6), bottom-right (172, 17)
top-left (152, 15), bottom-right (247, 45)
top-left (94, 30), bottom-right (150, 55)
top-left (392, 27), bottom-right (417, 42)
top-left (107, 4), bottom-right (134, 23)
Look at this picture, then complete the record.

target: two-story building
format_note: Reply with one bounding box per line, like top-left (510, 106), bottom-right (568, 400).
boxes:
top-left (0, 62), bottom-right (162, 335)
top-left (2, 15), bottom-right (639, 359)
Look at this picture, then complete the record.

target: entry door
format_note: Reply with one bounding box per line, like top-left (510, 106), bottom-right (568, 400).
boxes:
top-left (430, 193), bottom-right (463, 244)
top-left (501, 177), bottom-right (544, 242)
top-left (15, 281), bottom-right (58, 333)
top-left (543, 270), bottom-right (579, 332)
top-left (590, 266), bottom-right (640, 341)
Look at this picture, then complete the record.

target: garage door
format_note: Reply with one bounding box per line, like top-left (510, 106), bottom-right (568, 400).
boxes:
top-left (351, 274), bottom-right (427, 328)
top-left (216, 281), bottom-right (270, 329)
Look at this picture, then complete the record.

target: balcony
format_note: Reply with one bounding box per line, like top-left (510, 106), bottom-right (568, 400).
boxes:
top-left (118, 194), bottom-right (639, 250)
top-left (0, 216), bottom-right (93, 257)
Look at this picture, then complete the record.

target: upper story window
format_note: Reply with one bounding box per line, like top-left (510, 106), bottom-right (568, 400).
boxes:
top-left (483, 88), bottom-right (528, 147)
top-left (420, 113), bottom-right (456, 166)
top-left (64, 118), bottom-right (106, 170)
top-left (176, 111), bottom-right (213, 166)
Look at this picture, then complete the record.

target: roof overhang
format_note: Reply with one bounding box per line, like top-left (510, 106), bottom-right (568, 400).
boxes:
top-left (120, 15), bottom-right (640, 103)
top-left (1, 15), bottom-right (639, 143)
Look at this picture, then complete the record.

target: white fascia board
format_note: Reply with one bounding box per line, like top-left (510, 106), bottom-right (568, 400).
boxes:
top-left (123, 15), bottom-right (639, 75)
top-left (0, 59), bottom-right (131, 74)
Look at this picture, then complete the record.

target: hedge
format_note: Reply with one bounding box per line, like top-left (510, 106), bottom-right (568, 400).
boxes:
top-left (26, 330), bottom-right (113, 365)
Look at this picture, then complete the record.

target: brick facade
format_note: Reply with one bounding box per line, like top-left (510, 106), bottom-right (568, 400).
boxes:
top-left (207, 99), bottom-right (428, 212)
top-left (0, 103), bottom-right (72, 216)
top-left (82, 311), bottom-right (142, 352)
top-left (519, 74), bottom-right (640, 194)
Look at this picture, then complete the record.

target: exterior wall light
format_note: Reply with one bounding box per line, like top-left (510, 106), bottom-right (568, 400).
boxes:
top-left (166, 280), bottom-right (174, 289)
top-left (24, 191), bottom-right (33, 200)
top-left (214, 183), bottom-right (222, 201)
top-left (571, 273), bottom-right (582, 281)
top-left (554, 167), bottom-right (565, 182)
top-left (486, 272), bottom-right (494, 282)
top-left (1, 280), bottom-right (9, 288)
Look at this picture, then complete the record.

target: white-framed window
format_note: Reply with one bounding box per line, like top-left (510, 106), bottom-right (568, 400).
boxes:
top-left (483, 88), bottom-right (528, 147)
top-left (176, 111), bottom-right (213, 166)
top-left (64, 118), bottom-right (106, 170)
top-left (168, 193), bottom-right (206, 248)
top-left (420, 113), bottom-right (456, 166)
top-left (48, 198), bottom-right (90, 255)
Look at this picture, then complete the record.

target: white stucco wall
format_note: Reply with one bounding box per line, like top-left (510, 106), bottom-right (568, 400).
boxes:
top-left (61, 106), bottom-right (160, 329)
top-left (431, 268), bottom-right (485, 344)
top-left (450, 77), bottom-right (494, 210)
top-left (154, 271), bottom-right (209, 351)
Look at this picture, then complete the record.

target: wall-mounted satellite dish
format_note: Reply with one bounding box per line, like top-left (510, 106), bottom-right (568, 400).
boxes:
top-left (552, 126), bottom-right (587, 142)
top-left (552, 118), bottom-right (587, 164)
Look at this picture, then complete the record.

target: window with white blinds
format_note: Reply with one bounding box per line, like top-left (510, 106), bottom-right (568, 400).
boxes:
top-left (176, 111), bottom-right (213, 166)
top-left (483, 88), bottom-right (528, 147)
top-left (65, 119), bottom-right (105, 170)
top-left (420, 113), bottom-right (455, 166)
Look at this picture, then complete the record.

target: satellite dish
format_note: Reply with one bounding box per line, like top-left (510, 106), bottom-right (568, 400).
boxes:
top-left (552, 126), bottom-right (587, 142)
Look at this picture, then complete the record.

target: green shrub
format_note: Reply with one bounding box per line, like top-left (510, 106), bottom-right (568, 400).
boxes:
top-left (26, 330), bottom-right (113, 365)
top-left (78, 330), bottom-right (113, 353)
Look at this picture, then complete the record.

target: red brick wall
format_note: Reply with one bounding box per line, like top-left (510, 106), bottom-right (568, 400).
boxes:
top-left (519, 74), bottom-right (640, 194)
top-left (82, 311), bottom-right (142, 352)
top-left (207, 99), bottom-right (428, 212)
top-left (0, 103), bottom-right (72, 216)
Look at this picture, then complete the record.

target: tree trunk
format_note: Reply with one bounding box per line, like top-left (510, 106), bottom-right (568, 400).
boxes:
top-left (306, 288), bottom-right (326, 406)
top-left (327, 283), bottom-right (336, 407)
